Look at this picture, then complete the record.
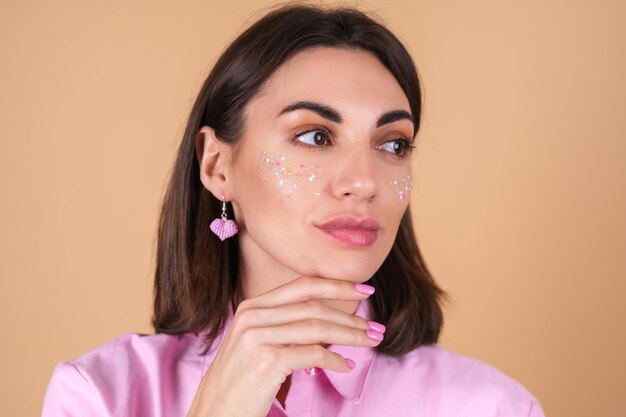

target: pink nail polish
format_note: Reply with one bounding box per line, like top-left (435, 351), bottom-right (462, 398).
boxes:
top-left (345, 358), bottom-right (356, 369)
top-left (355, 284), bottom-right (375, 295)
top-left (367, 321), bottom-right (386, 333)
top-left (365, 330), bottom-right (384, 341)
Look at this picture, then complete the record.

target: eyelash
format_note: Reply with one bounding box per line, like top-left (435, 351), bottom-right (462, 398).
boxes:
top-left (290, 126), bottom-right (416, 159)
top-left (290, 126), bottom-right (332, 151)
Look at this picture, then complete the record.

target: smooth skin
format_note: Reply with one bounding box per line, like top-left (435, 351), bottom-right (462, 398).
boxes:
top-left (190, 47), bottom-right (414, 416)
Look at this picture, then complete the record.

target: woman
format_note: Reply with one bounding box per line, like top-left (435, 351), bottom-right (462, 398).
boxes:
top-left (42, 4), bottom-right (545, 417)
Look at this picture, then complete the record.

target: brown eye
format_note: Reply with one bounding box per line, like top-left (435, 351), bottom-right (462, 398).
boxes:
top-left (380, 139), bottom-right (415, 158)
top-left (295, 129), bottom-right (330, 146)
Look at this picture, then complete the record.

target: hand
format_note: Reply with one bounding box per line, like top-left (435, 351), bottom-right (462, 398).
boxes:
top-left (186, 276), bottom-right (385, 417)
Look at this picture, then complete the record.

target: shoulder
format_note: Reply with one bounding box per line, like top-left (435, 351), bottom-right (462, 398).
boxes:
top-left (42, 332), bottom-right (204, 417)
top-left (70, 331), bottom-right (202, 378)
top-left (411, 344), bottom-right (533, 392)
top-left (373, 344), bottom-right (545, 416)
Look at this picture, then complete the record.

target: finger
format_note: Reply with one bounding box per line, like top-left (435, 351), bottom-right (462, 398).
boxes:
top-left (280, 344), bottom-right (355, 373)
top-left (239, 276), bottom-right (374, 310)
top-left (235, 300), bottom-right (375, 333)
top-left (244, 319), bottom-right (384, 347)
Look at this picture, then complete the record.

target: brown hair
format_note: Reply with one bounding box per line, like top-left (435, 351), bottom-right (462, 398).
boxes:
top-left (152, 3), bottom-right (448, 356)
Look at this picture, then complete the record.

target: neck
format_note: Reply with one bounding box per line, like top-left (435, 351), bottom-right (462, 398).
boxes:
top-left (233, 232), bottom-right (361, 317)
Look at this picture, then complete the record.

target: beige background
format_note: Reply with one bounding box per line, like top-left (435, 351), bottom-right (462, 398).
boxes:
top-left (1, 0), bottom-right (625, 416)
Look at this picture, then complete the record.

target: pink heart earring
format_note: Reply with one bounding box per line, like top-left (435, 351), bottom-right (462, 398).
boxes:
top-left (210, 196), bottom-right (238, 241)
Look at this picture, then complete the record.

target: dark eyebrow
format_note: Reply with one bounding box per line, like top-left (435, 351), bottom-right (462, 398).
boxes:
top-left (277, 100), bottom-right (414, 132)
top-left (277, 101), bottom-right (342, 123)
top-left (377, 110), bottom-right (413, 129)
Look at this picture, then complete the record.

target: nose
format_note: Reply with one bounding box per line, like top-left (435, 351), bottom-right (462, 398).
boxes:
top-left (330, 147), bottom-right (378, 201)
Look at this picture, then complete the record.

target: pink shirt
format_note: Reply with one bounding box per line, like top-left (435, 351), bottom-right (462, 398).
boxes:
top-left (42, 299), bottom-right (545, 416)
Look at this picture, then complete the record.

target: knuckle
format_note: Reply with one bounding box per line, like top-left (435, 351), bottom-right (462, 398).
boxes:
top-left (305, 318), bottom-right (326, 332)
top-left (256, 346), bottom-right (280, 369)
top-left (311, 345), bottom-right (327, 362)
top-left (353, 315), bottom-right (369, 329)
top-left (338, 280), bottom-right (353, 296)
top-left (296, 275), bottom-right (314, 289)
top-left (239, 327), bottom-right (260, 348)
top-left (236, 298), bottom-right (251, 312)
top-left (305, 299), bottom-right (324, 313)
top-left (235, 308), bottom-right (259, 328)
top-left (350, 328), bottom-right (364, 345)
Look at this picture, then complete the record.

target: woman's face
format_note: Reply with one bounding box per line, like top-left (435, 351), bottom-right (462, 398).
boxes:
top-left (229, 47), bottom-right (414, 282)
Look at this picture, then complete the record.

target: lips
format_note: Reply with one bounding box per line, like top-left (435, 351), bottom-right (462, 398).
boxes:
top-left (315, 216), bottom-right (380, 247)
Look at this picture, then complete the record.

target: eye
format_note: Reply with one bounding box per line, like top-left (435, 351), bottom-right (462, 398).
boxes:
top-left (293, 128), bottom-right (331, 148)
top-left (379, 139), bottom-right (415, 158)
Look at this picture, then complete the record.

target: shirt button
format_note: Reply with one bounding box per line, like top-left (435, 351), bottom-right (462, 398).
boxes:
top-left (305, 367), bottom-right (320, 376)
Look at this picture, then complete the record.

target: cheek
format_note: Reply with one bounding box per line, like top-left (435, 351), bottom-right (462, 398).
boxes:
top-left (252, 149), bottom-right (412, 219)
top-left (390, 173), bottom-right (413, 201)
top-left (259, 150), bottom-right (323, 197)
top-left (380, 169), bottom-right (412, 233)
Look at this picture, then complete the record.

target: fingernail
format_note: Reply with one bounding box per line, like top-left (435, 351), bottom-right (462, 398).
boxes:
top-left (367, 321), bottom-right (386, 333)
top-left (365, 330), bottom-right (384, 341)
top-left (345, 358), bottom-right (356, 369)
top-left (355, 284), bottom-right (375, 295)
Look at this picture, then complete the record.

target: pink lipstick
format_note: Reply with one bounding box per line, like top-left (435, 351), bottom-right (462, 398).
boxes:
top-left (315, 217), bottom-right (380, 248)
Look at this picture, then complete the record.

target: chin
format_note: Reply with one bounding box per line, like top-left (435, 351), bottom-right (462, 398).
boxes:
top-left (315, 260), bottom-right (383, 283)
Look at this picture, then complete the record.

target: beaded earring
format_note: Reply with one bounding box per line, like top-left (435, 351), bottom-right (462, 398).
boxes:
top-left (209, 196), bottom-right (238, 241)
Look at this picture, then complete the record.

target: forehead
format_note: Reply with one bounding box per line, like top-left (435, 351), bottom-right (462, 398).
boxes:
top-left (251, 47), bottom-right (410, 114)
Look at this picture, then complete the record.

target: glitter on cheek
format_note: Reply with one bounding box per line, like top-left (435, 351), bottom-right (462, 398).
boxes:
top-left (390, 174), bottom-right (413, 200)
top-left (260, 151), bottom-right (322, 195)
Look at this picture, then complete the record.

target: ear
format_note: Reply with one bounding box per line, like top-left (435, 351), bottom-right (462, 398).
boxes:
top-left (195, 126), bottom-right (234, 201)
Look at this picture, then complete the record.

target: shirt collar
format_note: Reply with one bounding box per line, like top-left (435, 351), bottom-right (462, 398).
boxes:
top-left (201, 298), bottom-right (377, 402)
top-left (324, 298), bottom-right (377, 401)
